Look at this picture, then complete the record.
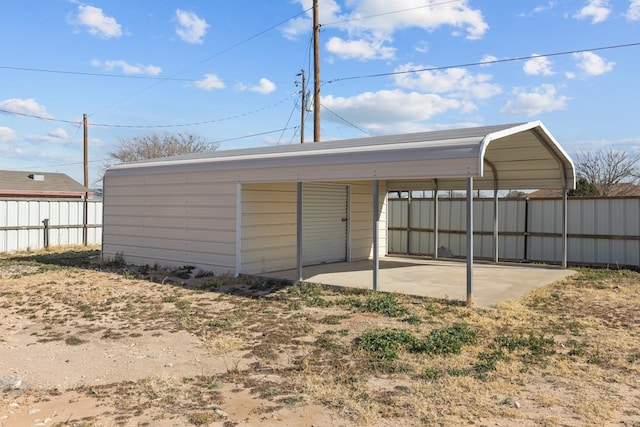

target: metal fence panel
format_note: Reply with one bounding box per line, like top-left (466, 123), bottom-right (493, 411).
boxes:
top-left (0, 199), bottom-right (103, 253)
top-left (389, 196), bottom-right (639, 267)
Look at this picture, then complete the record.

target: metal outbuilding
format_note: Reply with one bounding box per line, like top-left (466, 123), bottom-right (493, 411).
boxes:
top-left (102, 121), bottom-right (575, 304)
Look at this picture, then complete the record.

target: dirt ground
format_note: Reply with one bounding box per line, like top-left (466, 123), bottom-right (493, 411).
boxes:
top-left (1, 248), bottom-right (639, 426)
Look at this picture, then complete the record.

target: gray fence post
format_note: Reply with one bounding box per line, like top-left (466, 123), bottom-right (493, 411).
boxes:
top-left (42, 218), bottom-right (50, 249)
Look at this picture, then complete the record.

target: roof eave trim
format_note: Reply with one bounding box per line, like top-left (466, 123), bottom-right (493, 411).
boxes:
top-left (535, 121), bottom-right (576, 190)
top-left (478, 121), bottom-right (576, 190)
top-left (478, 121), bottom-right (542, 162)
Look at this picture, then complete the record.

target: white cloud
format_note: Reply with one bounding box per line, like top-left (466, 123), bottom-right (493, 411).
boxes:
top-left (523, 54), bottom-right (554, 76)
top-left (347, 0), bottom-right (488, 40)
top-left (393, 64), bottom-right (502, 100)
top-left (414, 41), bottom-right (429, 54)
top-left (573, 51), bottom-right (615, 75)
top-left (248, 78), bottom-right (276, 95)
top-left (70, 5), bottom-right (122, 38)
top-left (574, 0), bottom-right (611, 23)
top-left (48, 128), bottom-right (68, 139)
top-left (0, 127), bottom-right (17, 143)
top-left (0, 98), bottom-right (52, 119)
top-left (91, 59), bottom-right (162, 75)
top-left (326, 36), bottom-right (395, 61)
top-left (518, 1), bottom-right (557, 17)
top-left (628, 0), bottom-right (640, 20)
top-left (321, 89), bottom-right (472, 133)
top-left (480, 54), bottom-right (498, 66)
top-left (175, 9), bottom-right (209, 44)
top-left (534, 1), bottom-right (557, 13)
top-left (283, 0), bottom-right (489, 54)
top-left (501, 84), bottom-right (569, 116)
top-left (282, 0), bottom-right (343, 40)
top-left (194, 74), bottom-right (225, 91)
top-left (0, 145), bottom-right (23, 156)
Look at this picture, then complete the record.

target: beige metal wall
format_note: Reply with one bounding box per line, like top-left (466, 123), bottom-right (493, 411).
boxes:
top-left (241, 183), bottom-right (297, 274)
top-left (103, 171), bottom-right (238, 273)
top-left (240, 180), bottom-right (388, 275)
top-left (350, 181), bottom-right (387, 260)
top-left (103, 173), bottom-right (389, 275)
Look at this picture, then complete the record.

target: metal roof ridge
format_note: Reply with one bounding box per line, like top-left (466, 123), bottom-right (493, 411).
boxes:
top-left (110, 122), bottom-right (527, 170)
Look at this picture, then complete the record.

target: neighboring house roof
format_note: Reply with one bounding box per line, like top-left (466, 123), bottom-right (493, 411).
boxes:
top-left (107, 121), bottom-right (575, 191)
top-left (0, 171), bottom-right (90, 198)
top-left (529, 183), bottom-right (640, 198)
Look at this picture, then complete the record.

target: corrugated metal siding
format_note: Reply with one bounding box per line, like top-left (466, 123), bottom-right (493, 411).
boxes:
top-left (240, 181), bottom-right (388, 274)
top-left (0, 199), bottom-right (102, 252)
top-left (241, 183), bottom-right (297, 274)
top-left (528, 199), bottom-right (564, 262)
top-left (102, 171), bottom-right (237, 273)
top-left (350, 181), bottom-right (387, 260)
top-left (561, 198), bottom-right (639, 266)
top-left (499, 200), bottom-right (526, 260)
top-left (389, 197), bottom-right (639, 266)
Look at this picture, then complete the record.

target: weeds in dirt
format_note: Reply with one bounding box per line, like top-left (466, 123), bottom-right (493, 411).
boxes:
top-left (355, 323), bottom-right (477, 362)
top-left (187, 411), bottom-right (222, 425)
top-left (341, 292), bottom-right (409, 317)
top-left (65, 336), bottom-right (87, 345)
top-left (1, 250), bottom-right (639, 426)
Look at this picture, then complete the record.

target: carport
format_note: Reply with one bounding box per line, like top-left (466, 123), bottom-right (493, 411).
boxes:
top-left (103, 121), bottom-right (575, 306)
top-left (288, 121), bottom-right (575, 305)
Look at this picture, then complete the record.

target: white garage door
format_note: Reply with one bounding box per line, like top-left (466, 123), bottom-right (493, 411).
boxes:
top-left (302, 183), bottom-right (348, 266)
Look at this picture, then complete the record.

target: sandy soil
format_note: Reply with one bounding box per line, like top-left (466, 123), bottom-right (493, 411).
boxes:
top-left (1, 249), bottom-right (639, 426)
top-left (0, 254), bottom-right (367, 426)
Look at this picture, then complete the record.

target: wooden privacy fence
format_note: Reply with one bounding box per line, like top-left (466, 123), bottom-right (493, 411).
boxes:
top-left (388, 196), bottom-right (640, 267)
top-left (0, 199), bottom-right (102, 252)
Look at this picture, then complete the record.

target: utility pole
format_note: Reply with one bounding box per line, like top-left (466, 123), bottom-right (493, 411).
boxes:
top-left (313, 0), bottom-right (320, 142)
top-left (297, 69), bottom-right (306, 144)
top-left (82, 113), bottom-right (89, 246)
top-left (83, 114), bottom-right (88, 188)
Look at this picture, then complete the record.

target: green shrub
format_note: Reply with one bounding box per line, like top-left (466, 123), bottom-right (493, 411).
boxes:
top-left (355, 329), bottom-right (417, 360)
top-left (355, 323), bottom-right (477, 362)
top-left (342, 293), bottom-right (410, 318)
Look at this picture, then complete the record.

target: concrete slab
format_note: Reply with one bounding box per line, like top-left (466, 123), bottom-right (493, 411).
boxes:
top-left (262, 256), bottom-right (575, 309)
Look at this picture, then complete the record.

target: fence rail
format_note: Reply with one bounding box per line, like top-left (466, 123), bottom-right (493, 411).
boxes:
top-left (0, 198), bottom-right (103, 252)
top-left (388, 197), bottom-right (640, 267)
top-left (3, 196), bottom-right (638, 267)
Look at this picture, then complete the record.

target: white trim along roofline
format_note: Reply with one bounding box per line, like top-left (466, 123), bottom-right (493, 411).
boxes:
top-left (105, 121), bottom-right (575, 191)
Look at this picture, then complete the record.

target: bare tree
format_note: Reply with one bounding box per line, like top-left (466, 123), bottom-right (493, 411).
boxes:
top-left (574, 147), bottom-right (639, 196)
top-left (109, 132), bottom-right (216, 163)
top-left (97, 132), bottom-right (217, 186)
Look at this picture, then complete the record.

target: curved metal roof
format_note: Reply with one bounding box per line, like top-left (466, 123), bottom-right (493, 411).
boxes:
top-left (107, 121), bottom-right (575, 190)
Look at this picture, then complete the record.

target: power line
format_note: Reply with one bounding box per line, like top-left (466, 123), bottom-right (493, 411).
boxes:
top-left (6, 41), bottom-right (639, 140)
top-left (276, 93), bottom-right (301, 145)
top-left (321, 104), bottom-right (371, 136)
top-left (322, 0), bottom-right (465, 27)
top-left (0, 65), bottom-right (193, 81)
top-left (6, 126), bottom-right (300, 172)
top-left (0, 96), bottom-right (293, 128)
top-left (90, 96), bottom-right (294, 128)
top-left (5, 42), bottom-right (639, 129)
top-left (209, 127), bottom-right (298, 144)
top-left (326, 42), bottom-right (640, 84)
top-left (89, 7), bottom-right (311, 117)
top-left (0, 108), bottom-right (81, 125)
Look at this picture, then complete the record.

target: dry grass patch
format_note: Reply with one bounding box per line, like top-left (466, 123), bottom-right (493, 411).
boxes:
top-left (0, 248), bottom-right (638, 426)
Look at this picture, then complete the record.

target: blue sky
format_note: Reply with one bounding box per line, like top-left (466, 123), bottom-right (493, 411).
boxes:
top-left (1, 0), bottom-right (639, 187)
